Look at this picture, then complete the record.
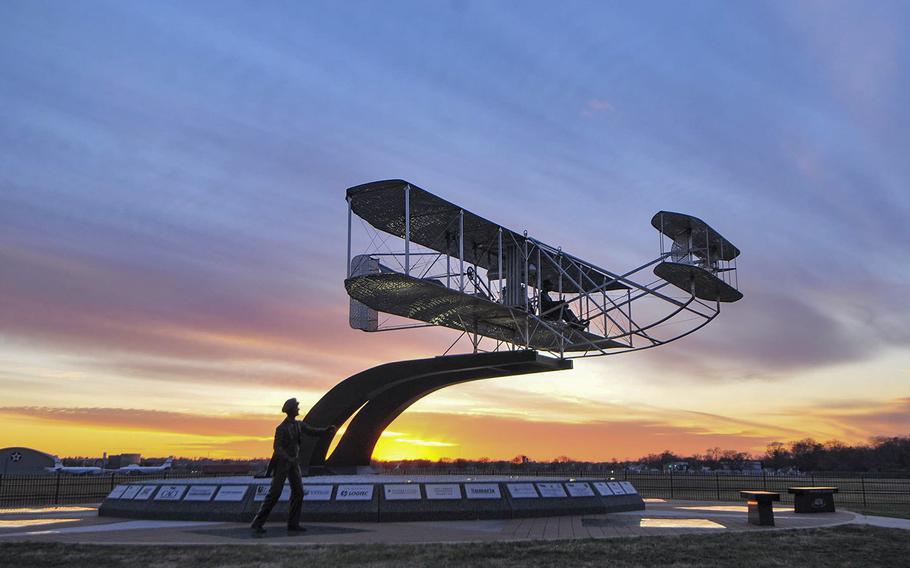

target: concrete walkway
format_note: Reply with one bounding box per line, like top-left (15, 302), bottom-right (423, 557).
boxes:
top-left (0, 499), bottom-right (876, 546)
top-left (849, 513), bottom-right (910, 530)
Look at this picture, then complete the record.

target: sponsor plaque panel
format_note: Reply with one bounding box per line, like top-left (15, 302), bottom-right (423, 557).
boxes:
top-left (336, 484), bottom-right (374, 501)
top-left (214, 486), bottom-right (248, 502)
top-left (184, 485), bottom-right (217, 501)
top-left (619, 481), bottom-right (638, 494)
top-left (507, 483), bottom-right (539, 499)
top-left (134, 485), bottom-right (157, 500)
top-left (107, 485), bottom-right (128, 499)
top-left (593, 482), bottom-right (614, 496)
top-left (425, 484), bottom-right (462, 500)
top-left (303, 485), bottom-right (333, 501)
top-left (565, 482), bottom-right (595, 497)
top-left (121, 485), bottom-right (142, 500)
top-left (154, 485), bottom-right (186, 501)
top-left (536, 482), bottom-right (568, 498)
top-left (607, 481), bottom-right (626, 495)
top-left (465, 484), bottom-right (501, 499)
top-left (384, 484), bottom-right (421, 500)
top-left (254, 484), bottom-right (290, 502)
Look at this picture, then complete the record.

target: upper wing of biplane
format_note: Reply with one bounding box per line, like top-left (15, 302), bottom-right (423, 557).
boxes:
top-left (348, 180), bottom-right (628, 292)
top-left (651, 211), bottom-right (740, 261)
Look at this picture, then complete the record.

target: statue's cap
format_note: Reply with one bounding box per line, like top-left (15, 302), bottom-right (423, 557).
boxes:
top-left (281, 398), bottom-right (299, 413)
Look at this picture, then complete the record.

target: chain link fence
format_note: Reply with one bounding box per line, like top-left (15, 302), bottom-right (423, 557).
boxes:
top-left (2, 470), bottom-right (908, 511)
top-left (380, 469), bottom-right (910, 511)
top-left (0, 472), bottom-right (239, 509)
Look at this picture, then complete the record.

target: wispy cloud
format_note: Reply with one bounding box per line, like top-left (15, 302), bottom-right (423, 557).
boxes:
top-left (0, 406), bottom-right (275, 438)
top-left (394, 439), bottom-right (458, 447)
top-left (582, 98), bottom-right (614, 117)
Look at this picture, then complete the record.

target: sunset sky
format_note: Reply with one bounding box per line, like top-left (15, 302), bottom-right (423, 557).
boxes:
top-left (1, 1), bottom-right (909, 462)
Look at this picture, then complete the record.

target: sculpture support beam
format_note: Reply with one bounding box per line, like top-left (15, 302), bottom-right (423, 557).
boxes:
top-left (299, 351), bottom-right (571, 472)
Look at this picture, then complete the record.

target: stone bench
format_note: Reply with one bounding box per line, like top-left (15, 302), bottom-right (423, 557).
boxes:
top-left (740, 491), bottom-right (780, 526)
top-left (788, 486), bottom-right (838, 513)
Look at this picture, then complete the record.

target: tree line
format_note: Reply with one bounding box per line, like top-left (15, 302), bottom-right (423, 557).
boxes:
top-left (371, 436), bottom-right (910, 473)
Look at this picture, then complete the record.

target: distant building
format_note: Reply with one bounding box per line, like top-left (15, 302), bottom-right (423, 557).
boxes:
top-left (666, 461), bottom-right (690, 472)
top-left (0, 447), bottom-right (56, 474)
top-left (198, 463), bottom-right (253, 475)
top-left (106, 453), bottom-right (141, 469)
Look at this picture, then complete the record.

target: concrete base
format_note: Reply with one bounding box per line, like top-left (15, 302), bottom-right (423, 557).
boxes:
top-left (99, 475), bottom-right (645, 523)
top-left (793, 492), bottom-right (836, 513)
top-left (746, 499), bottom-right (775, 526)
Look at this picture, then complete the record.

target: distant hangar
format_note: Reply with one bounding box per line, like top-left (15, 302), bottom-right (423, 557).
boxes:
top-left (1, 447), bottom-right (55, 474)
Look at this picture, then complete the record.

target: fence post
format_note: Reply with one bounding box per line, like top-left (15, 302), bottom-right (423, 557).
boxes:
top-left (715, 472), bottom-right (720, 500)
top-left (54, 472), bottom-right (61, 505)
top-left (861, 474), bottom-right (867, 508)
top-left (762, 471), bottom-right (767, 490)
top-left (110, 473), bottom-right (116, 491)
top-left (669, 471), bottom-right (674, 499)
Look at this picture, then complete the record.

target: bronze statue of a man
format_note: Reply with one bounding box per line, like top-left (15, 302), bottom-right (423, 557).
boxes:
top-left (251, 398), bottom-right (335, 536)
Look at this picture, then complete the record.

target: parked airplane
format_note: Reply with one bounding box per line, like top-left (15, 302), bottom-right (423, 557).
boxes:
top-left (45, 457), bottom-right (105, 475)
top-left (114, 457), bottom-right (173, 475)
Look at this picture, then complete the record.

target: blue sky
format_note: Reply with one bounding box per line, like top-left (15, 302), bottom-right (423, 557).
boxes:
top-left (1, 1), bottom-right (908, 459)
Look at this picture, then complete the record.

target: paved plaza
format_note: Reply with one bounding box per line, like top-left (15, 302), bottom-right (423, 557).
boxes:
top-left (3, 499), bottom-right (901, 546)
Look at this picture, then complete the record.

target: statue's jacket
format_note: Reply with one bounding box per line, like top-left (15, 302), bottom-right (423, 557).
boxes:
top-left (267, 418), bottom-right (324, 473)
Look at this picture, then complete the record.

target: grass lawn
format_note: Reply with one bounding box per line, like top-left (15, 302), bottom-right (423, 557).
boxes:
top-left (1, 525), bottom-right (907, 567)
top-left (853, 506), bottom-right (910, 520)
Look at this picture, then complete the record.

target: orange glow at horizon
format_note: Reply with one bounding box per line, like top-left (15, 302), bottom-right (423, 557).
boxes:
top-left (3, 395), bottom-right (908, 462)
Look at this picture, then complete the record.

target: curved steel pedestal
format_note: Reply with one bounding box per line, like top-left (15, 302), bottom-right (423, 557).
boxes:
top-left (300, 350), bottom-right (571, 473)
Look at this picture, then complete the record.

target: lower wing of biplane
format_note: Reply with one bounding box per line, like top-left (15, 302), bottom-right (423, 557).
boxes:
top-left (346, 271), bottom-right (626, 353)
top-left (344, 180), bottom-right (742, 358)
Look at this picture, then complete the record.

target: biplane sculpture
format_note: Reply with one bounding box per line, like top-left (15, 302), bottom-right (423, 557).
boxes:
top-left (300, 180), bottom-right (742, 472)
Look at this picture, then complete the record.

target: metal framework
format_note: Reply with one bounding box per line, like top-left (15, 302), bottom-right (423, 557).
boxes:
top-left (290, 180), bottom-right (746, 473)
top-left (345, 180), bottom-right (742, 359)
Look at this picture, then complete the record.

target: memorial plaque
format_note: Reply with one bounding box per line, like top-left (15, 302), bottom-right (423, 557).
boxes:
top-left (336, 484), bottom-right (374, 501)
top-left (107, 485), bottom-right (128, 499)
top-left (507, 483), bottom-right (539, 499)
top-left (425, 484), bottom-right (462, 500)
top-left (593, 481), bottom-right (614, 496)
top-left (536, 482), bottom-right (568, 498)
top-left (607, 481), bottom-right (626, 495)
top-left (465, 483), bottom-right (501, 499)
top-left (133, 485), bottom-right (157, 500)
top-left (619, 481), bottom-right (638, 494)
top-left (254, 485), bottom-right (270, 501)
top-left (184, 485), bottom-right (217, 501)
top-left (120, 485), bottom-right (142, 500)
top-left (303, 485), bottom-right (333, 501)
top-left (254, 484), bottom-right (290, 501)
top-left (214, 485), bottom-right (248, 502)
top-left (384, 484), bottom-right (421, 500)
top-left (565, 482), bottom-right (595, 497)
top-left (154, 485), bottom-right (186, 501)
